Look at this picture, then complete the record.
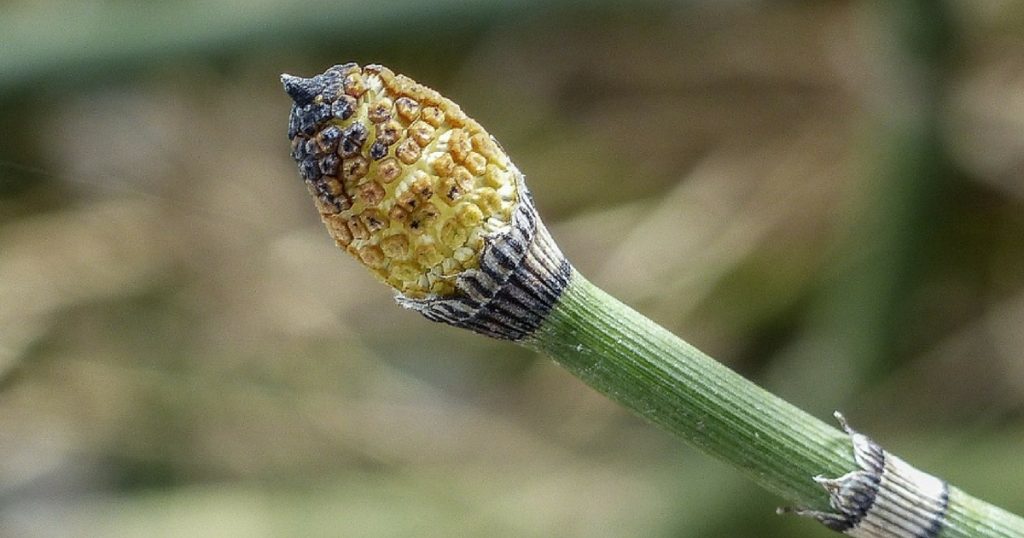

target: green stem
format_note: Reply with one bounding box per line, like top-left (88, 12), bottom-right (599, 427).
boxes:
top-left (529, 270), bottom-right (851, 509)
top-left (946, 490), bottom-right (1024, 538)
top-left (528, 269), bottom-right (1024, 536)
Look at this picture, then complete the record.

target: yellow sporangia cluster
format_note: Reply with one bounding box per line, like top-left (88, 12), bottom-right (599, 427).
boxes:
top-left (285, 64), bottom-right (519, 297)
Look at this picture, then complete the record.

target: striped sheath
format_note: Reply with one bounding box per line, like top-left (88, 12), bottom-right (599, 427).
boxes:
top-left (793, 413), bottom-right (950, 538)
top-left (396, 174), bottom-right (571, 341)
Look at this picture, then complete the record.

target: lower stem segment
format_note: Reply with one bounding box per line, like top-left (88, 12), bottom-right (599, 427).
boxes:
top-left (528, 269), bottom-right (852, 509)
top-left (525, 269), bottom-right (1024, 537)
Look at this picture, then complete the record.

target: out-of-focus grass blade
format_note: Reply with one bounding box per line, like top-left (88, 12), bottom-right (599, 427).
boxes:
top-left (0, 0), bottom-right (677, 96)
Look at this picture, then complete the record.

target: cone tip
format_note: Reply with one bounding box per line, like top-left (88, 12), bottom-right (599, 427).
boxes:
top-left (281, 73), bottom-right (316, 105)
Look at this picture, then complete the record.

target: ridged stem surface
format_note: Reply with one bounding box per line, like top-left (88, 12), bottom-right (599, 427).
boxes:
top-left (529, 270), bottom-right (852, 508)
top-left (944, 489), bottom-right (1024, 538)
top-left (528, 270), bottom-right (1024, 536)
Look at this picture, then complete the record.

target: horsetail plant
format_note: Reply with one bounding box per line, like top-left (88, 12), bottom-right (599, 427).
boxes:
top-left (282, 63), bottom-right (1024, 537)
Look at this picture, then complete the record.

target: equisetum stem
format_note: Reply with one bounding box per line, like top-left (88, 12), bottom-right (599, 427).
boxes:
top-left (945, 491), bottom-right (1024, 538)
top-left (528, 269), bottom-right (853, 509)
top-left (529, 270), bottom-right (1024, 538)
top-left (282, 63), bottom-right (1024, 537)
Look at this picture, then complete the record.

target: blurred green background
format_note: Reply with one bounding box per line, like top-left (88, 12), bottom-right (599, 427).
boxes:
top-left (1, 1), bottom-right (1023, 536)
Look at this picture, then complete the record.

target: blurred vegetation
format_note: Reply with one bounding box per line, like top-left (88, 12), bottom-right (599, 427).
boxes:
top-left (2, 1), bottom-right (1023, 536)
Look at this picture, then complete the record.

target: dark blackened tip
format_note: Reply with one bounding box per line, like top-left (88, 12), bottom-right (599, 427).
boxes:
top-left (281, 73), bottom-right (318, 106)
